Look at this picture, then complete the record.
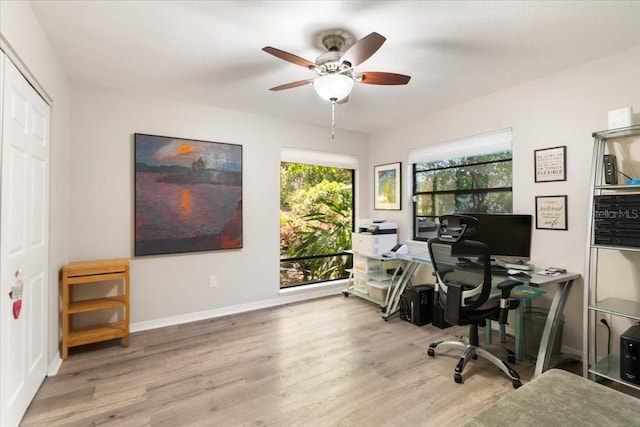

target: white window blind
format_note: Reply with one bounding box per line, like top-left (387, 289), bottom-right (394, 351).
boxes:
top-left (281, 147), bottom-right (358, 169)
top-left (407, 128), bottom-right (512, 164)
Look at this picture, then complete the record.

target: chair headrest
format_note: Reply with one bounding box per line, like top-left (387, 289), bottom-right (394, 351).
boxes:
top-left (438, 215), bottom-right (478, 242)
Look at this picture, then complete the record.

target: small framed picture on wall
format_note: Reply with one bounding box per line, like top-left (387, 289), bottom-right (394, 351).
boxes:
top-left (374, 162), bottom-right (401, 210)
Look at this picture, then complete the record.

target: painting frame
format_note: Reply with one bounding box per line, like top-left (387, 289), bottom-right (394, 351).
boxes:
top-left (535, 195), bottom-right (568, 230)
top-left (374, 162), bottom-right (402, 210)
top-left (134, 133), bottom-right (243, 256)
top-left (534, 145), bottom-right (567, 183)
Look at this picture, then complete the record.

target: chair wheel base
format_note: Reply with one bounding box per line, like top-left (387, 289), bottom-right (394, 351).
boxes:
top-left (513, 379), bottom-right (522, 389)
top-left (427, 343), bottom-right (439, 357)
top-left (508, 354), bottom-right (516, 364)
top-left (454, 373), bottom-right (464, 384)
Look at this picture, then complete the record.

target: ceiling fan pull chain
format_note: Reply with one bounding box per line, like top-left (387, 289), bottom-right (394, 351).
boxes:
top-left (331, 99), bottom-right (336, 139)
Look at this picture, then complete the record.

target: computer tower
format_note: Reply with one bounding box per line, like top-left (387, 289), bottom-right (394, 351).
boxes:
top-left (621, 325), bottom-right (640, 385)
top-left (399, 285), bottom-right (433, 326)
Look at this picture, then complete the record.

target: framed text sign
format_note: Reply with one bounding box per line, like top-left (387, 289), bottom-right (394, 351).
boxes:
top-left (534, 146), bottom-right (566, 182)
top-left (535, 195), bottom-right (568, 230)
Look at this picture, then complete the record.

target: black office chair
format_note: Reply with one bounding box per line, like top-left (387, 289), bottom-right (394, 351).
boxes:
top-left (426, 214), bottom-right (523, 388)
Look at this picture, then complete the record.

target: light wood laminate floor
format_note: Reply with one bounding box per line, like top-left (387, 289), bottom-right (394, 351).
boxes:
top-left (22, 295), bottom-right (539, 426)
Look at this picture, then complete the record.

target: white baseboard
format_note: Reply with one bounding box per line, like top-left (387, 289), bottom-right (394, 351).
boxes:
top-left (47, 352), bottom-right (62, 376)
top-left (130, 279), bottom-right (347, 333)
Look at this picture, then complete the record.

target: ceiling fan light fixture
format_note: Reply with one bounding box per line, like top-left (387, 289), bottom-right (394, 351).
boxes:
top-left (263, 31), bottom-right (411, 139)
top-left (313, 74), bottom-right (354, 102)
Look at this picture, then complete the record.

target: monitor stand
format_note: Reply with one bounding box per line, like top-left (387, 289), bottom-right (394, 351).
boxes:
top-left (503, 260), bottom-right (534, 271)
top-left (491, 258), bottom-right (534, 271)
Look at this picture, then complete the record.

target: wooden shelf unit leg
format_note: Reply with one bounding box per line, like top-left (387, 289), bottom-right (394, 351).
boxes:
top-left (61, 273), bottom-right (70, 360)
top-left (123, 264), bottom-right (130, 347)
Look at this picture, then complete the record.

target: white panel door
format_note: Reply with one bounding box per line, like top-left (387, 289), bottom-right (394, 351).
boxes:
top-left (0, 51), bottom-right (50, 427)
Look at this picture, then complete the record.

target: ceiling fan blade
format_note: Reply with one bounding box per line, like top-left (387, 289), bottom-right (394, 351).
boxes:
top-left (262, 46), bottom-right (316, 69)
top-left (339, 32), bottom-right (386, 67)
top-left (269, 79), bottom-right (314, 91)
top-left (359, 72), bottom-right (411, 85)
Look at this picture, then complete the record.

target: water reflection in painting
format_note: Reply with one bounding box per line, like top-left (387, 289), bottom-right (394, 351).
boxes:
top-left (135, 134), bottom-right (242, 256)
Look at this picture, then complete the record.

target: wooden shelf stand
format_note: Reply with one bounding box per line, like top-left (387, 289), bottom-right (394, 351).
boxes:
top-left (61, 258), bottom-right (130, 359)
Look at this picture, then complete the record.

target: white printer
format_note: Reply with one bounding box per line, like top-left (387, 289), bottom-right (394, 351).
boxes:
top-left (353, 220), bottom-right (398, 256)
top-left (357, 219), bottom-right (397, 235)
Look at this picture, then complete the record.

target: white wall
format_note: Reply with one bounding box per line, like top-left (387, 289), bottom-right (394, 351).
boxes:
top-left (368, 46), bottom-right (640, 353)
top-left (1, 1), bottom-right (72, 370)
top-left (69, 82), bottom-right (369, 330)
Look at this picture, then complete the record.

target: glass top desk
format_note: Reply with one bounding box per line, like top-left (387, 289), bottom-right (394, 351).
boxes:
top-left (382, 252), bottom-right (580, 378)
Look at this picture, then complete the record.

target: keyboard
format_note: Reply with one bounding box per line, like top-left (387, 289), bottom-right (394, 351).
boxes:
top-left (491, 265), bottom-right (510, 276)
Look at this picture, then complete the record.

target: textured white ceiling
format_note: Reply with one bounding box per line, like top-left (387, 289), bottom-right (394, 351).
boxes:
top-left (28, 0), bottom-right (640, 134)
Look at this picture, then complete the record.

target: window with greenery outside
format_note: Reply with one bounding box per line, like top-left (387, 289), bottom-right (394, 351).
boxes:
top-left (413, 150), bottom-right (512, 240)
top-left (280, 162), bottom-right (354, 288)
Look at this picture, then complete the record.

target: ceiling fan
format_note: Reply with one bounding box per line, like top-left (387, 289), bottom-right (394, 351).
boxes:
top-left (262, 31), bottom-right (411, 137)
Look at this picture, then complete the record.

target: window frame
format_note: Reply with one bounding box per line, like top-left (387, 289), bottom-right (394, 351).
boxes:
top-left (279, 148), bottom-right (358, 289)
top-left (409, 130), bottom-right (513, 241)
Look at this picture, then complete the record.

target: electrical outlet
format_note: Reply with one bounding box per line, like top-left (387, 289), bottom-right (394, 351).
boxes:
top-left (209, 275), bottom-right (218, 288)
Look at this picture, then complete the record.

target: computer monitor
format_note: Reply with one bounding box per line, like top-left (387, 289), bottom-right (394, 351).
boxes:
top-left (464, 213), bottom-right (533, 263)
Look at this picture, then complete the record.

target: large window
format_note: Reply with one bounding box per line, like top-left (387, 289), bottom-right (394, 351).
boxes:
top-left (280, 149), bottom-right (356, 289)
top-left (411, 130), bottom-right (513, 240)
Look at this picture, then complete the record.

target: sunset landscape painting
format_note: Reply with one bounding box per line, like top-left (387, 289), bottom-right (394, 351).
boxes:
top-left (134, 134), bottom-right (242, 256)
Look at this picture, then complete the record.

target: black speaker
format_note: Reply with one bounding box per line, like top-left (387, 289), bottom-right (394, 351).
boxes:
top-left (399, 285), bottom-right (433, 326)
top-left (621, 325), bottom-right (640, 385)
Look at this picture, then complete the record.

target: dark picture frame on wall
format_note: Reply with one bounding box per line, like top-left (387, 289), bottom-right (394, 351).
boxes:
top-left (535, 195), bottom-right (568, 230)
top-left (134, 133), bottom-right (243, 256)
top-left (374, 162), bottom-right (401, 210)
top-left (534, 145), bottom-right (567, 183)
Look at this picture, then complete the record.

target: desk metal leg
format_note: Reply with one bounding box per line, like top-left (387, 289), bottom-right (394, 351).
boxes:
top-left (382, 262), bottom-right (420, 320)
top-left (383, 261), bottom-right (405, 310)
top-left (533, 279), bottom-right (577, 378)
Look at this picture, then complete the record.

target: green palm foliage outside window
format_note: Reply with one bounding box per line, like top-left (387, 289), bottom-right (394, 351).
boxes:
top-left (280, 163), bottom-right (354, 288)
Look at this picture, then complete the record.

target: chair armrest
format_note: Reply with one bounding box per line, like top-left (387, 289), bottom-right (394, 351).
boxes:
top-left (496, 279), bottom-right (520, 324)
top-left (496, 279), bottom-right (519, 297)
